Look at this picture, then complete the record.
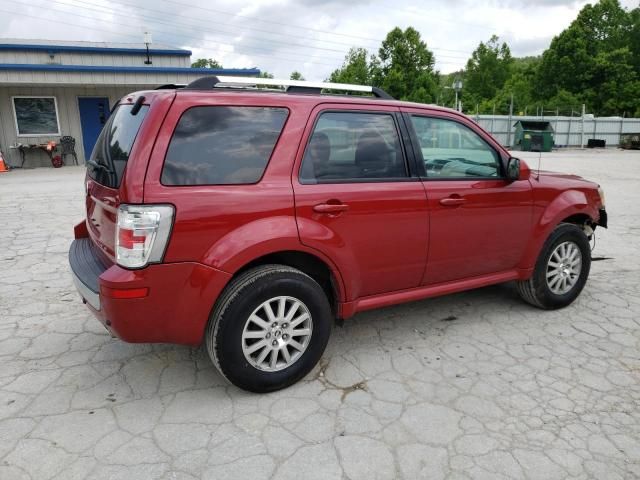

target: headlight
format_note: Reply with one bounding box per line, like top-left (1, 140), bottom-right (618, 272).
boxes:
top-left (597, 186), bottom-right (606, 208)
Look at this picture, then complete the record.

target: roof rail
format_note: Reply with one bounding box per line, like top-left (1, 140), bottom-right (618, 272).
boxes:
top-left (155, 83), bottom-right (186, 90)
top-left (183, 75), bottom-right (394, 99)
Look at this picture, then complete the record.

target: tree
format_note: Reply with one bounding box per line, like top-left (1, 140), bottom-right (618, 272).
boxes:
top-left (481, 56), bottom-right (540, 114)
top-left (328, 48), bottom-right (374, 85)
top-left (374, 27), bottom-right (438, 102)
top-left (536, 0), bottom-right (639, 115)
top-left (464, 35), bottom-right (514, 106)
top-left (191, 58), bottom-right (223, 68)
top-left (631, 7), bottom-right (640, 72)
top-left (258, 71), bottom-right (274, 79)
top-left (290, 71), bottom-right (305, 81)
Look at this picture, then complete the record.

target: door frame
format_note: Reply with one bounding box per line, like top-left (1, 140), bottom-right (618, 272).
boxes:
top-left (400, 109), bottom-right (510, 181)
top-left (399, 106), bottom-right (533, 285)
top-left (291, 102), bottom-right (430, 300)
top-left (77, 96), bottom-right (110, 161)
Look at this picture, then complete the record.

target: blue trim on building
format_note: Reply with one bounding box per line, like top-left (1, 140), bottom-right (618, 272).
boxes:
top-left (0, 43), bottom-right (192, 56)
top-left (0, 64), bottom-right (260, 75)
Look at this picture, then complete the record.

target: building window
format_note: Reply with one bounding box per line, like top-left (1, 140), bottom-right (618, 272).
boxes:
top-left (12, 96), bottom-right (61, 136)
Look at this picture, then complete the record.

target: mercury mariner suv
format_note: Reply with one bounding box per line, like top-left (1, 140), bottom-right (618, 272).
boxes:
top-left (69, 76), bottom-right (608, 392)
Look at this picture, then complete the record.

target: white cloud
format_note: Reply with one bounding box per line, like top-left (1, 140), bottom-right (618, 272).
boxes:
top-left (1, 0), bottom-right (637, 80)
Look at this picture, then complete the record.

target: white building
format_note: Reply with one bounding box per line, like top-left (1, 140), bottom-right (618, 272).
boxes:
top-left (0, 39), bottom-right (259, 167)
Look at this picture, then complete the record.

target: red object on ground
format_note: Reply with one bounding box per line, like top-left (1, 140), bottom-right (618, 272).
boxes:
top-left (0, 151), bottom-right (8, 173)
top-left (51, 155), bottom-right (63, 168)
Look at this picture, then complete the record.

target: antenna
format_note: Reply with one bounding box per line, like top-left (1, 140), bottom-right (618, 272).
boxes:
top-left (530, 145), bottom-right (542, 181)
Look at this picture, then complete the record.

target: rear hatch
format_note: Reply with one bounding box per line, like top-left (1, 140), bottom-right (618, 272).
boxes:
top-left (85, 98), bottom-right (152, 262)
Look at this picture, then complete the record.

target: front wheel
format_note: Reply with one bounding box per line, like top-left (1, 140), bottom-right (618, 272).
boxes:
top-left (517, 223), bottom-right (591, 309)
top-left (205, 265), bottom-right (332, 393)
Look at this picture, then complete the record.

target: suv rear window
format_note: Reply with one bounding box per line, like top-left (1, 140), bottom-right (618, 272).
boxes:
top-left (161, 106), bottom-right (288, 186)
top-left (87, 104), bottom-right (149, 189)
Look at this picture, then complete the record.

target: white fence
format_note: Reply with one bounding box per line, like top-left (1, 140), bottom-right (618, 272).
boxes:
top-left (471, 114), bottom-right (640, 148)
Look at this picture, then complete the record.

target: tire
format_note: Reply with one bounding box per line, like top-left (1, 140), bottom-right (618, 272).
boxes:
top-left (517, 223), bottom-right (591, 309)
top-left (205, 264), bottom-right (332, 393)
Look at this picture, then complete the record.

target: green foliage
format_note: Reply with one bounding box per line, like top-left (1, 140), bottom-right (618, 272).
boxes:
top-left (328, 48), bottom-right (374, 85)
top-left (463, 35), bottom-right (514, 106)
top-left (536, 0), bottom-right (639, 115)
top-left (191, 58), bottom-right (223, 69)
top-left (290, 71), bottom-right (305, 81)
top-left (258, 71), bottom-right (274, 79)
top-left (374, 27), bottom-right (438, 102)
top-left (322, 1), bottom-right (639, 114)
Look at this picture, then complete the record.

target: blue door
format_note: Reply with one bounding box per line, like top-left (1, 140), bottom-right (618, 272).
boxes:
top-left (78, 97), bottom-right (110, 160)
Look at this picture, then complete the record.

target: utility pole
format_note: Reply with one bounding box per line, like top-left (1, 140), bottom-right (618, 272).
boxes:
top-left (452, 78), bottom-right (463, 112)
top-left (580, 104), bottom-right (586, 148)
top-left (144, 31), bottom-right (153, 65)
top-left (507, 93), bottom-right (514, 147)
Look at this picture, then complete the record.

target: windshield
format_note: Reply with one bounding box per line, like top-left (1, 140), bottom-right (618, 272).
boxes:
top-left (87, 104), bottom-right (149, 188)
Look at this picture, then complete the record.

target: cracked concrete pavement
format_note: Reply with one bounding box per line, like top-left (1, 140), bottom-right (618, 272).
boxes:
top-left (1, 149), bottom-right (639, 479)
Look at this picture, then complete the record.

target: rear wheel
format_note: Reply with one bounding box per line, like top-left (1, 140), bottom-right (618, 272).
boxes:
top-left (517, 223), bottom-right (591, 309)
top-left (205, 265), bottom-right (332, 393)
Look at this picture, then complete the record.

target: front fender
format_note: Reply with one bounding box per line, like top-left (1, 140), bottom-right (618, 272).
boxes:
top-left (519, 189), bottom-right (598, 269)
top-left (201, 215), bottom-right (347, 301)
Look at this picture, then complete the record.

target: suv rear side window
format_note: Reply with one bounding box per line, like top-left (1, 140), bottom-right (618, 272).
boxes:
top-left (162, 106), bottom-right (288, 186)
top-left (87, 104), bottom-right (149, 189)
top-left (299, 111), bottom-right (407, 183)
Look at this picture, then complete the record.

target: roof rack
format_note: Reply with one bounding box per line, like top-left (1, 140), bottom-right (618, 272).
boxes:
top-left (183, 75), bottom-right (394, 99)
top-left (155, 83), bottom-right (186, 90)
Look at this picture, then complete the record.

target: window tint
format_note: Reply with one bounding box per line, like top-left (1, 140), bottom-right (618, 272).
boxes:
top-left (299, 112), bottom-right (407, 183)
top-left (162, 106), bottom-right (288, 186)
top-left (410, 116), bottom-right (501, 178)
top-left (87, 104), bottom-right (148, 189)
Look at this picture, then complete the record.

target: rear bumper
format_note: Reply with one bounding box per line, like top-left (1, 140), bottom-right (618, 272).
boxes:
top-left (69, 238), bottom-right (232, 345)
top-left (68, 237), bottom-right (106, 310)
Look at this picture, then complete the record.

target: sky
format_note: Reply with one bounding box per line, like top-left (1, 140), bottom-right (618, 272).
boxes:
top-left (0, 0), bottom-right (638, 80)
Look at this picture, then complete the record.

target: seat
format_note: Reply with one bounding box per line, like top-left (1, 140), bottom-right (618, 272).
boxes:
top-left (60, 136), bottom-right (79, 165)
top-left (354, 130), bottom-right (395, 178)
top-left (300, 131), bottom-right (331, 182)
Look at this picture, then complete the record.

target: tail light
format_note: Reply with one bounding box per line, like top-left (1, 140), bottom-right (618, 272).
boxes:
top-left (116, 204), bottom-right (174, 268)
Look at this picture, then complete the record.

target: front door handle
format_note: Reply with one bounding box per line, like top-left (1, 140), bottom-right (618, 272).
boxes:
top-left (313, 203), bottom-right (350, 214)
top-left (440, 196), bottom-right (466, 207)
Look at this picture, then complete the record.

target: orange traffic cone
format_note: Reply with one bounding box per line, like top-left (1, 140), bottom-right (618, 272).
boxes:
top-left (0, 151), bottom-right (9, 173)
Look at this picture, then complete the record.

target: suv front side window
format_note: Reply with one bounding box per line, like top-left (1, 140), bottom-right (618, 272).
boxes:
top-left (299, 111), bottom-right (408, 183)
top-left (410, 115), bottom-right (501, 178)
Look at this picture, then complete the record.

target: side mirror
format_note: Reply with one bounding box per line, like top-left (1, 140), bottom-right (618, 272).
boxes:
top-left (506, 157), bottom-right (520, 182)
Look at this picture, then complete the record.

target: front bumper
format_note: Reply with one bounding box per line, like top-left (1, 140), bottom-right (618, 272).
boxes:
top-left (598, 208), bottom-right (608, 228)
top-left (68, 238), bottom-right (232, 345)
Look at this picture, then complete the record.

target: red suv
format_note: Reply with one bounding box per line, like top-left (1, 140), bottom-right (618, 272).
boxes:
top-left (69, 76), bottom-right (607, 392)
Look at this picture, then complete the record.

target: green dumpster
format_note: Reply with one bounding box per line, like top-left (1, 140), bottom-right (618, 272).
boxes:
top-left (513, 120), bottom-right (554, 152)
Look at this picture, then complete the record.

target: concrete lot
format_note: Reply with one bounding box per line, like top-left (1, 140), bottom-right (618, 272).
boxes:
top-left (0, 149), bottom-right (639, 480)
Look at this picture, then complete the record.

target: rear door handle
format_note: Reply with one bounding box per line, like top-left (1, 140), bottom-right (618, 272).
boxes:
top-left (439, 197), bottom-right (466, 206)
top-left (313, 203), bottom-right (350, 214)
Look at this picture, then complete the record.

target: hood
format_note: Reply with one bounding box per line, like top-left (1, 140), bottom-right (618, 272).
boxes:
top-left (535, 170), bottom-right (587, 182)
top-left (533, 170), bottom-right (600, 189)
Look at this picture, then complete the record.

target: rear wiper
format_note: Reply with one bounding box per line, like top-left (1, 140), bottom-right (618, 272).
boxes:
top-left (87, 159), bottom-right (114, 174)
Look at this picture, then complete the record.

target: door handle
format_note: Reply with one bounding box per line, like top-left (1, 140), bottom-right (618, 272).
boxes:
top-left (440, 196), bottom-right (466, 206)
top-left (313, 203), bottom-right (350, 214)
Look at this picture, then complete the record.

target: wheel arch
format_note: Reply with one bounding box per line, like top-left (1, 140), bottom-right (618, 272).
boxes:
top-left (519, 190), bottom-right (598, 270)
top-left (226, 249), bottom-right (345, 317)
